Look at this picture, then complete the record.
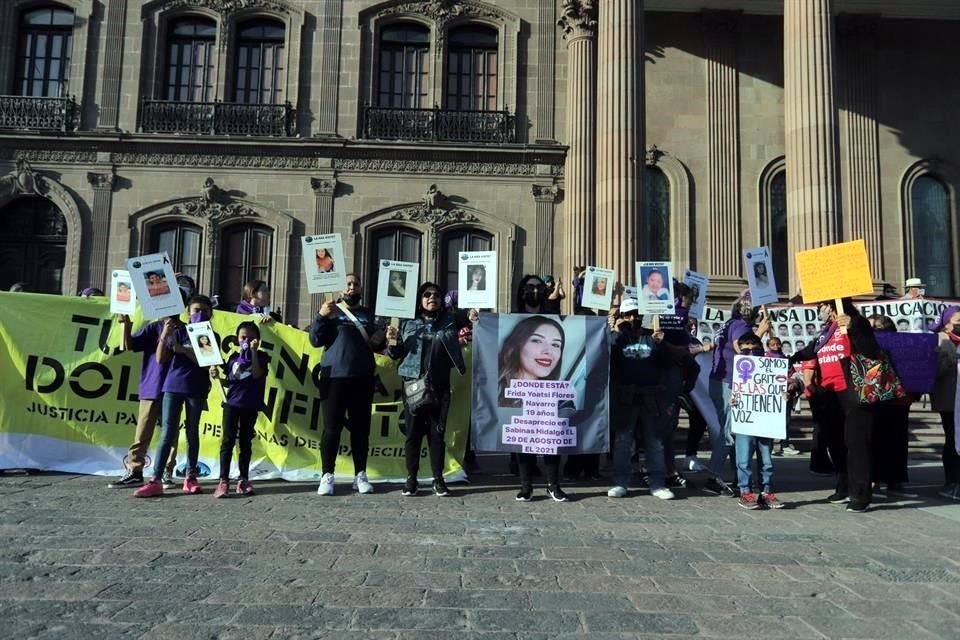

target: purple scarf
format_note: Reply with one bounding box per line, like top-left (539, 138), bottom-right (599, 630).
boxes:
top-left (235, 300), bottom-right (262, 315)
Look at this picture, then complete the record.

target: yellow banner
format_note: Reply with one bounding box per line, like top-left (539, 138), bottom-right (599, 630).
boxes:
top-left (0, 292), bottom-right (468, 481)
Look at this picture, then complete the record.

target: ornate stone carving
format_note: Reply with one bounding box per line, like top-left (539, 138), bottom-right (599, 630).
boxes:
top-left (110, 152), bottom-right (317, 169)
top-left (558, 0), bottom-right (597, 40)
top-left (10, 149), bottom-right (97, 164)
top-left (201, 177), bottom-right (223, 203)
top-left (391, 191), bottom-right (479, 257)
top-left (157, 0), bottom-right (291, 14)
top-left (0, 160), bottom-right (43, 199)
top-left (531, 183), bottom-right (562, 203)
top-left (646, 145), bottom-right (665, 166)
top-left (310, 177), bottom-right (338, 196)
top-left (371, 0), bottom-right (503, 52)
top-left (333, 157), bottom-right (538, 176)
top-left (87, 171), bottom-right (116, 191)
top-left (166, 181), bottom-right (258, 234)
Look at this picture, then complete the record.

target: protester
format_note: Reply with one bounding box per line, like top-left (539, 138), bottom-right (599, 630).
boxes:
top-left (658, 282), bottom-right (698, 490)
top-left (902, 277), bottom-right (925, 299)
top-left (109, 313), bottom-right (177, 488)
top-left (236, 279), bottom-right (281, 323)
top-left (682, 318), bottom-right (711, 472)
top-left (309, 274), bottom-right (383, 496)
top-left (543, 275), bottom-right (565, 314)
top-left (931, 305), bottom-right (960, 500)
top-left (386, 282), bottom-right (475, 497)
top-left (766, 337), bottom-right (800, 456)
top-left (134, 295), bottom-right (216, 497)
top-left (211, 321), bottom-right (266, 498)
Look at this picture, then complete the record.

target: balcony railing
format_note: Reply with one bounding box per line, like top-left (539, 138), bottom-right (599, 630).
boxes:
top-left (364, 106), bottom-right (517, 143)
top-left (0, 95), bottom-right (78, 132)
top-left (140, 100), bottom-right (296, 136)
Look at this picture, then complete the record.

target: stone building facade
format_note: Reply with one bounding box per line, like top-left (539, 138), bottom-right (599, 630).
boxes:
top-left (1, 0), bottom-right (958, 326)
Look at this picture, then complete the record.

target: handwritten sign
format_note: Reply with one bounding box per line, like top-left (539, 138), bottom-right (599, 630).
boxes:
top-left (730, 355), bottom-right (788, 439)
top-left (796, 239), bottom-right (874, 304)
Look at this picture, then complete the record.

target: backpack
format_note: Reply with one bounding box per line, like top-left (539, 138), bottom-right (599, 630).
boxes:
top-left (848, 354), bottom-right (907, 406)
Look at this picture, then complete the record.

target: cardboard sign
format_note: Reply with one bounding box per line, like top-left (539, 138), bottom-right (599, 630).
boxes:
top-left (125, 252), bottom-right (184, 320)
top-left (302, 234), bottom-right (347, 295)
top-left (744, 246), bottom-right (778, 306)
top-left (635, 261), bottom-right (675, 315)
top-left (185, 321), bottom-right (223, 367)
top-left (581, 266), bottom-right (615, 312)
top-left (797, 240), bottom-right (874, 304)
top-left (730, 355), bottom-right (788, 439)
top-left (375, 260), bottom-right (419, 319)
top-left (683, 270), bottom-right (709, 319)
top-left (109, 269), bottom-right (137, 315)
top-left (457, 251), bottom-right (497, 310)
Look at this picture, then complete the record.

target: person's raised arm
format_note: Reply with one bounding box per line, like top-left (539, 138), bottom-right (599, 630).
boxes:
top-left (250, 339), bottom-right (266, 379)
top-left (156, 318), bottom-right (177, 364)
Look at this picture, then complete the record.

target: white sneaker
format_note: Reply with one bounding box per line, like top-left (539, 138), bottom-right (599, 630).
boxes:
top-left (607, 486), bottom-right (628, 498)
top-left (353, 471), bottom-right (374, 494)
top-left (651, 487), bottom-right (675, 500)
top-left (317, 473), bottom-right (335, 496)
top-left (685, 456), bottom-right (704, 472)
top-left (161, 471), bottom-right (175, 488)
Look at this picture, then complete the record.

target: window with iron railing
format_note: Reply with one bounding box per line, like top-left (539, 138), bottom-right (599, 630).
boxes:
top-left (165, 18), bottom-right (216, 102)
top-left (235, 19), bottom-right (286, 105)
top-left (15, 7), bottom-right (74, 98)
top-left (378, 23), bottom-right (430, 109)
top-left (445, 26), bottom-right (498, 112)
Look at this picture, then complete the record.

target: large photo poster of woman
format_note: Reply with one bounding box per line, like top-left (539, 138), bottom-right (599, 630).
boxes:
top-left (471, 313), bottom-right (610, 455)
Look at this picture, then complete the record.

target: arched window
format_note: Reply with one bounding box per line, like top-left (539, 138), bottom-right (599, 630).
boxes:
top-left (219, 223), bottom-right (273, 309)
top-left (911, 175), bottom-right (954, 296)
top-left (15, 6), bottom-right (74, 97)
top-left (368, 226), bottom-right (422, 309)
top-left (441, 228), bottom-right (493, 293)
top-left (0, 197), bottom-right (67, 293)
top-left (165, 17), bottom-right (217, 102)
top-left (150, 221), bottom-right (202, 285)
top-left (378, 23), bottom-right (430, 108)
top-left (769, 171), bottom-right (789, 293)
top-left (234, 19), bottom-right (285, 104)
top-left (642, 166), bottom-right (670, 261)
top-left (446, 25), bottom-right (498, 111)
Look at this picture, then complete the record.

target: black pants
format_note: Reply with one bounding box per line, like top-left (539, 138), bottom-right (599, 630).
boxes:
top-left (809, 391), bottom-right (849, 494)
top-left (319, 377), bottom-right (374, 475)
top-left (403, 386), bottom-right (450, 480)
top-left (220, 404), bottom-right (257, 480)
top-left (518, 453), bottom-right (560, 490)
top-left (942, 412), bottom-right (959, 484)
top-left (872, 404), bottom-right (910, 485)
top-left (839, 389), bottom-right (874, 503)
top-left (680, 394), bottom-right (708, 457)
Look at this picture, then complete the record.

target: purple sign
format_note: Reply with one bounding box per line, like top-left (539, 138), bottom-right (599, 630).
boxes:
top-left (875, 332), bottom-right (939, 394)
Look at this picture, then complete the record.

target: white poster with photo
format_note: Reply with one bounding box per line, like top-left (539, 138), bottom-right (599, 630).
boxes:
top-left (581, 266), bottom-right (615, 311)
top-left (109, 269), bottom-right (138, 315)
top-left (635, 261), bottom-right (675, 315)
top-left (125, 252), bottom-right (184, 320)
top-left (457, 251), bottom-right (497, 310)
top-left (683, 270), bottom-right (709, 319)
top-left (744, 246), bottom-right (778, 306)
top-left (730, 355), bottom-right (788, 439)
top-left (185, 321), bottom-right (223, 367)
top-left (376, 260), bottom-right (419, 319)
top-left (301, 234), bottom-right (347, 295)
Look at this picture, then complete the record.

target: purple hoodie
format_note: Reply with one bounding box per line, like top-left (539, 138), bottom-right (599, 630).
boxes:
top-left (929, 305), bottom-right (960, 333)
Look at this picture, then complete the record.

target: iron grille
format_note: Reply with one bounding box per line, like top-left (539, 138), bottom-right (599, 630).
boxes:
top-left (140, 100), bottom-right (296, 136)
top-left (364, 106), bottom-right (516, 143)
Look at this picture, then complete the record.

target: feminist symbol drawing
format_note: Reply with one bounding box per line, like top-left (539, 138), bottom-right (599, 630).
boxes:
top-left (736, 358), bottom-right (755, 383)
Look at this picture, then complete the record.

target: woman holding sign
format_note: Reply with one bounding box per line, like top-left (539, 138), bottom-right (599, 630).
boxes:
top-left (931, 306), bottom-right (960, 500)
top-left (386, 283), bottom-right (476, 497)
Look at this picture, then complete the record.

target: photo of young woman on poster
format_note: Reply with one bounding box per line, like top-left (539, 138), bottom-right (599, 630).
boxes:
top-left (497, 315), bottom-right (564, 407)
top-left (315, 248), bottom-right (335, 273)
top-left (468, 265), bottom-right (487, 291)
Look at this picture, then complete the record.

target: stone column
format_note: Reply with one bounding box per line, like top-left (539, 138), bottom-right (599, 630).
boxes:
top-left (310, 176), bottom-right (337, 312)
top-left (784, 0), bottom-right (841, 290)
top-left (596, 0), bottom-right (643, 285)
top-left (87, 171), bottom-right (116, 290)
top-left (316, 0), bottom-right (344, 136)
top-left (532, 184), bottom-right (562, 275)
top-left (533, 0), bottom-right (558, 143)
top-left (558, 1), bottom-right (598, 276)
top-left (837, 14), bottom-right (883, 279)
top-left (703, 11), bottom-right (742, 292)
top-left (97, 0), bottom-right (128, 130)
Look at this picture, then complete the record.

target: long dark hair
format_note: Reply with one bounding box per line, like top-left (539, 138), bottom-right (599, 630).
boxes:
top-left (847, 315), bottom-right (884, 359)
top-left (497, 315), bottom-right (564, 403)
top-left (515, 274), bottom-right (546, 312)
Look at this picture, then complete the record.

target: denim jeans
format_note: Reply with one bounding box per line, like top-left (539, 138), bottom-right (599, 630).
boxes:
top-left (735, 434), bottom-right (773, 492)
top-left (708, 378), bottom-right (734, 475)
top-left (152, 392), bottom-right (202, 479)
top-left (611, 387), bottom-right (666, 490)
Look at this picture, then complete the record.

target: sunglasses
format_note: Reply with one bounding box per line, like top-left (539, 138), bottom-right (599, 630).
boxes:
top-left (422, 291), bottom-right (441, 299)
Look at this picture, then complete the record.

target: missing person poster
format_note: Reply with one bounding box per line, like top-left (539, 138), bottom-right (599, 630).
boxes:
top-left (186, 321), bottom-right (223, 367)
top-left (471, 313), bottom-right (610, 455)
top-left (302, 234), bottom-right (347, 295)
top-left (109, 269), bottom-right (137, 316)
top-left (125, 252), bottom-right (184, 320)
top-left (744, 246), bottom-right (778, 306)
top-left (457, 251), bottom-right (497, 310)
top-left (635, 261), bottom-right (675, 315)
top-left (375, 260), bottom-right (419, 319)
top-left (730, 355), bottom-right (788, 439)
top-left (683, 270), bottom-right (709, 319)
top-left (581, 266), bottom-right (615, 312)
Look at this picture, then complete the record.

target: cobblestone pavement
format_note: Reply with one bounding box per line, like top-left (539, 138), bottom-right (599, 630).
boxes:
top-left (1, 456), bottom-right (959, 640)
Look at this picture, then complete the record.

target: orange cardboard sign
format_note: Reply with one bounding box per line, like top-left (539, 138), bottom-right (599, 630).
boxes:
top-left (797, 240), bottom-right (874, 303)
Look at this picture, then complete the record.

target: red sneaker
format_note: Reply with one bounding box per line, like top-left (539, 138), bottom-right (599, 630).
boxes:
top-left (183, 476), bottom-right (202, 494)
top-left (213, 480), bottom-right (229, 499)
top-left (133, 479), bottom-right (164, 498)
top-left (738, 491), bottom-right (760, 510)
top-left (236, 479), bottom-right (254, 496)
top-left (761, 492), bottom-right (785, 509)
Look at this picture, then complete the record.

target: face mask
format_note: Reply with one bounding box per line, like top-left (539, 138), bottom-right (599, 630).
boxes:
top-left (343, 292), bottom-right (361, 306)
top-left (747, 347), bottom-right (765, 357)
top-left (239, 338), bottom-right (250, 351)
top-left (523, 288), bottom-right (543, 307)
top-left (189, 310), bottom-right (209, 323)
top-left (952, 327), bottom-right (960, 336)
top-left (818, 307), bottom-right (832, 322)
